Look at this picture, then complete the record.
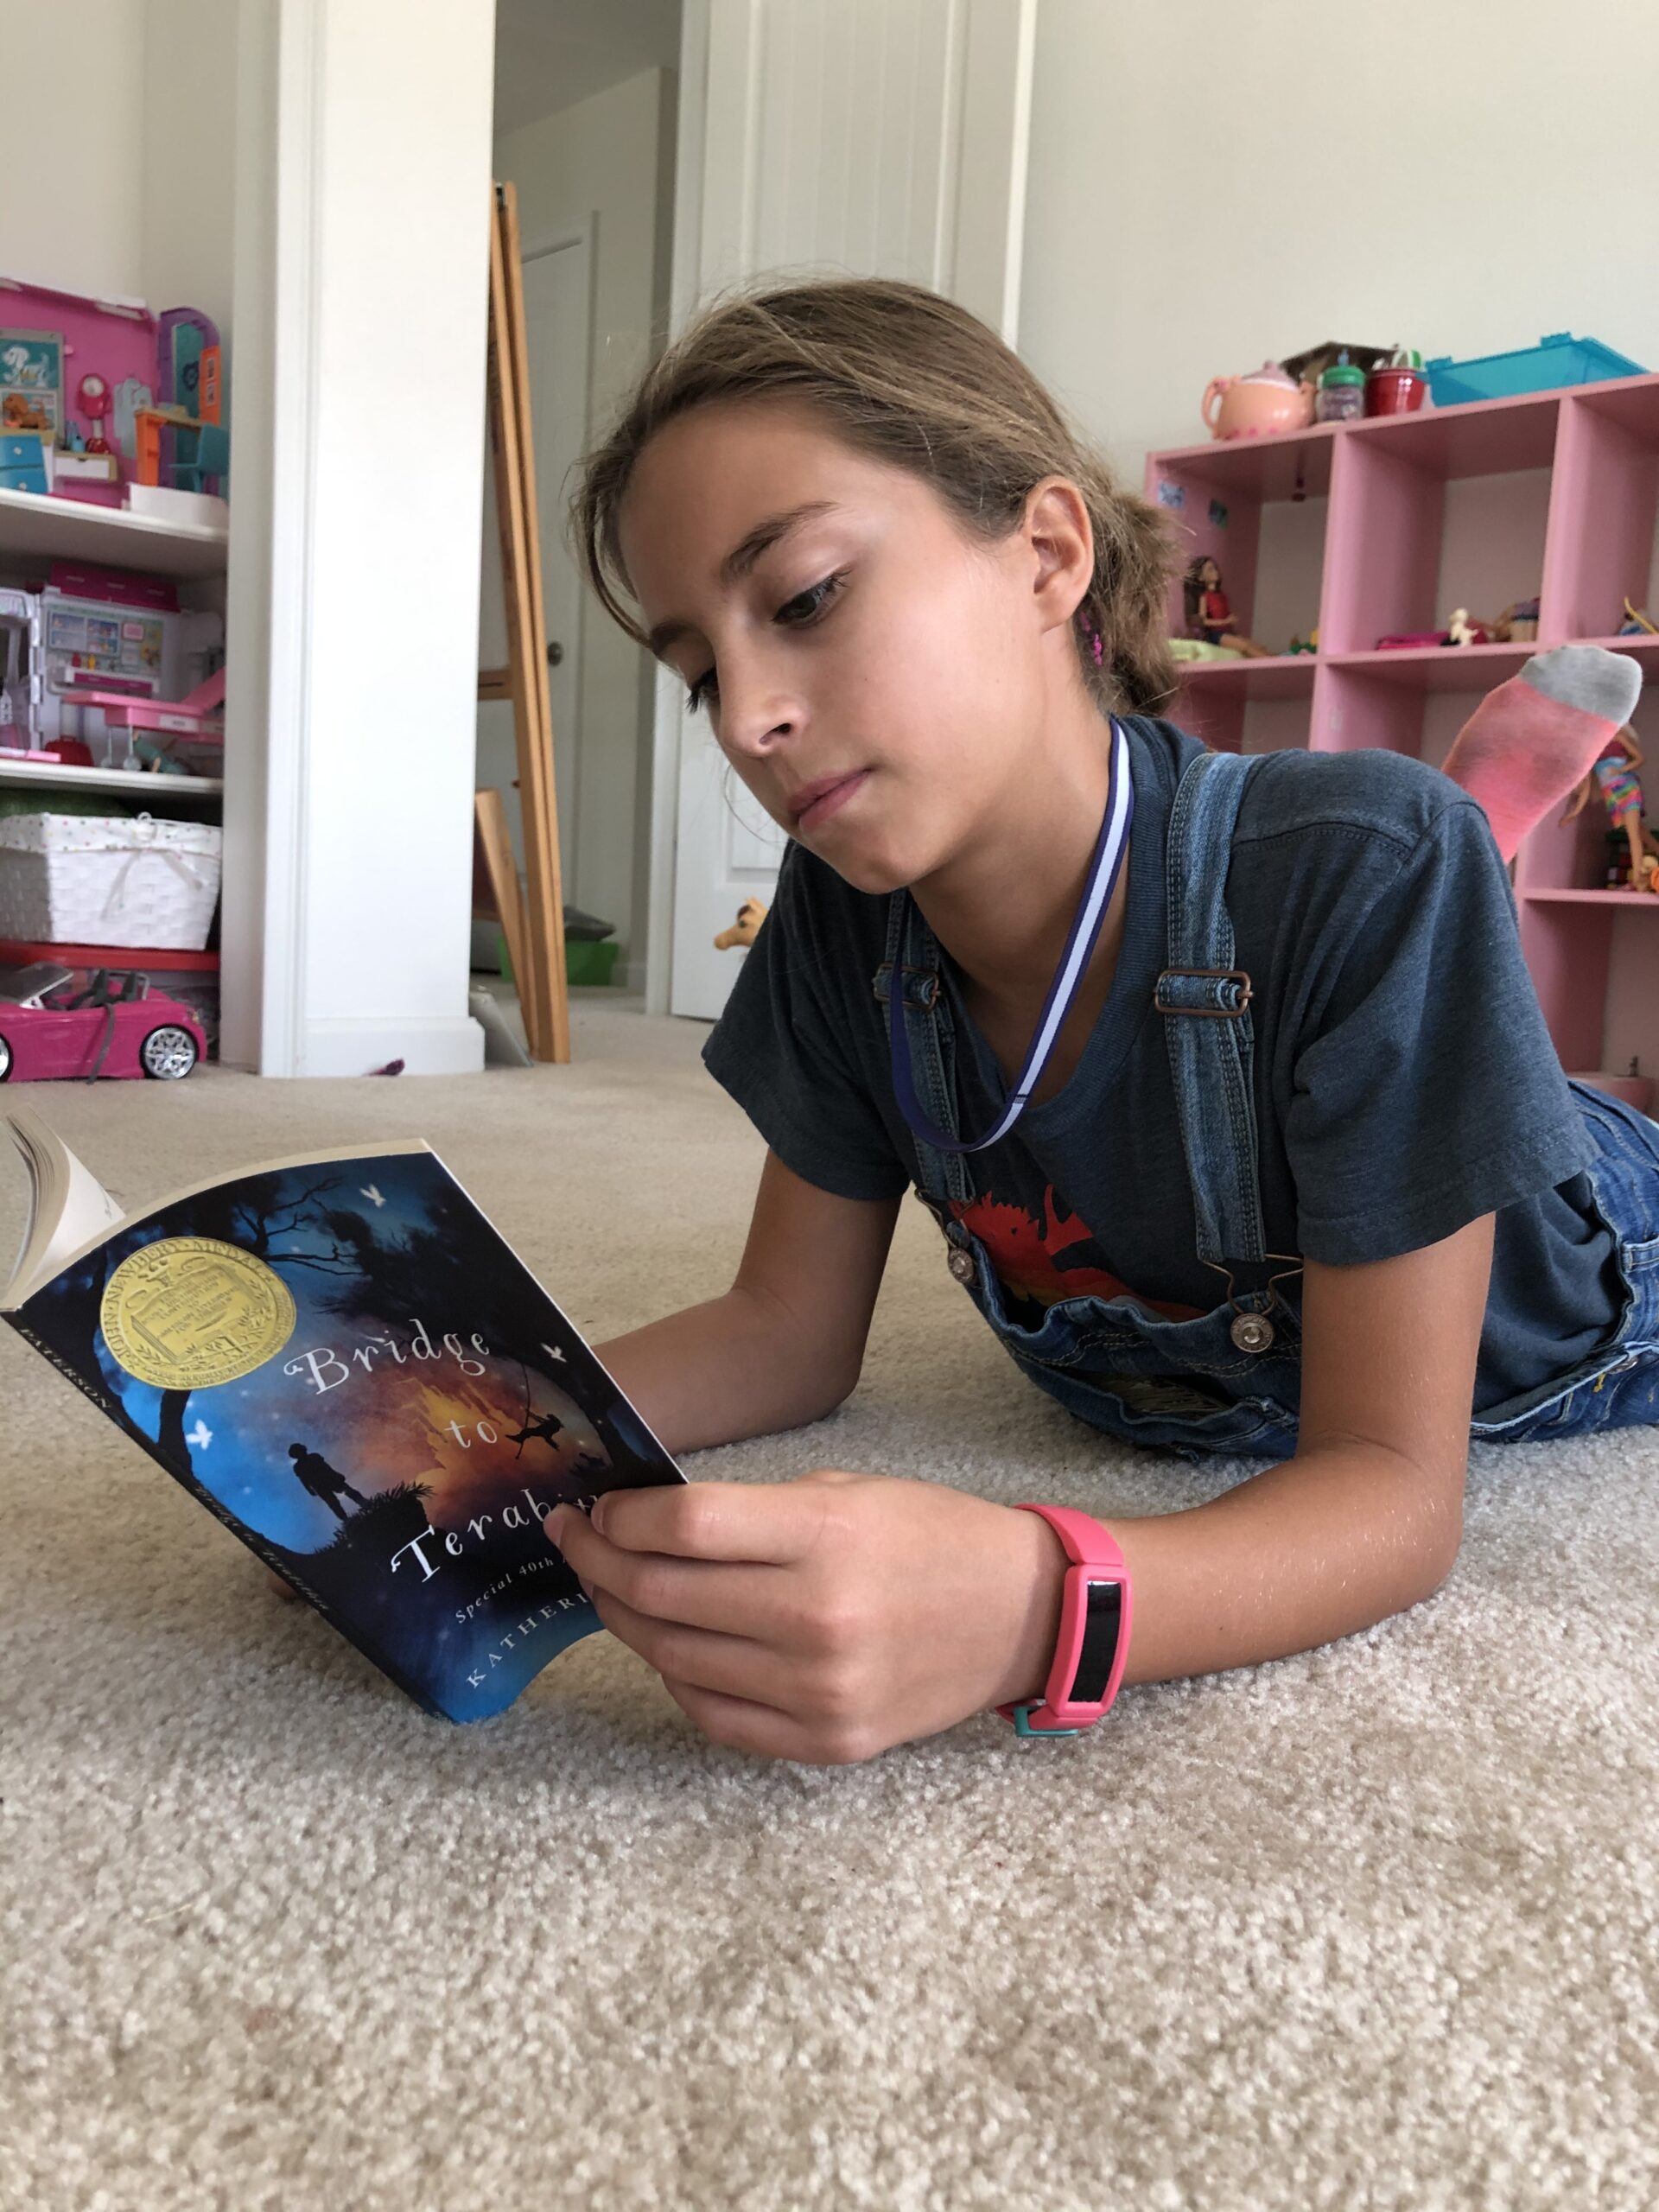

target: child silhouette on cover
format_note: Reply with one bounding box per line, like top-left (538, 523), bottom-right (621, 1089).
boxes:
top-left (287, 1442), bottom-right (368, 1523)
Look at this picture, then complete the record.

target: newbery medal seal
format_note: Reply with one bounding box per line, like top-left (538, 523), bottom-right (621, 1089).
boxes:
top-left (101, 1238), bottom-right (298, 1390)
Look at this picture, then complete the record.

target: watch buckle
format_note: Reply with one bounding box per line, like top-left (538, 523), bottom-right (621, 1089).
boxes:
top-left (1010, 1700), bottom-right (1083, 1738)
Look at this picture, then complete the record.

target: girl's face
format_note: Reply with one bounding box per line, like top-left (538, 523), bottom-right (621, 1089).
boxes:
top-left (1198, 558), bottom-right (1219, 588)
top-left (616, 398), bottom-right (1087, 895)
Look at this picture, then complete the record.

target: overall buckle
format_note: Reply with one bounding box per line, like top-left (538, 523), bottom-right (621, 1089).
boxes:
top-left (1154, 967), bottom-right (1254, 1017)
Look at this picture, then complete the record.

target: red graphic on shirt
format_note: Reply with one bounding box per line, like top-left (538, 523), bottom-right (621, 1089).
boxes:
top-left (948, 1187), bottom-right (1203, 1322)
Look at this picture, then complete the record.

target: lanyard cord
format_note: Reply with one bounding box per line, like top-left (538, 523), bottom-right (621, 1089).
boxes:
top-left (888, 717), bottom-right (1135, 1156)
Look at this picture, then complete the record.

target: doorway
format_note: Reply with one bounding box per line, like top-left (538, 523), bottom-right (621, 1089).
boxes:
top-left (477, 3), bottom-right (684, 998)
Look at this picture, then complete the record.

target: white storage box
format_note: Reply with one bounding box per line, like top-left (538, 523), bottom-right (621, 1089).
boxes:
top-left (0, 811), bottom-right (223, 950)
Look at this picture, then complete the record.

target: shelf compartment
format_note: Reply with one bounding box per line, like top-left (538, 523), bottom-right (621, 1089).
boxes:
top-left (0, 484), bottom-right (229, 582)
top-left (1341, 391), bottom-right (1561, 477)
top-left (1147, 423), bottom-right (1340, 505)
top-left (1522, 897), bottom-right (1659, 1077)
top-left (1542, 388), bottom-right (1659, 641)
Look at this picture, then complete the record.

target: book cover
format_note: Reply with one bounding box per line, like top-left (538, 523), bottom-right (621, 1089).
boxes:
top-left (3, 1127), bottom-right (685, 1722)
top-left (0, 328), bottom-right (64, 441)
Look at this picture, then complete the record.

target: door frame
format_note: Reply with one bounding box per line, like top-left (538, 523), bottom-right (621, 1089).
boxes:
top-left (516, 213), bottom-right (595, 895)
top-left (644, 0), bottom-right (714, 1014)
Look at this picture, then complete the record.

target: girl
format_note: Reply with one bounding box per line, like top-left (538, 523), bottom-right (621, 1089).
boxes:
top-left (543, 276), bottom-right (1658, 1768)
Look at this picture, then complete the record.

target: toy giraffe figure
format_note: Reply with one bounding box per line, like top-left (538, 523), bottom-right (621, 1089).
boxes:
top-left (1561, 724), bottom-right (1659, 892)
top-left (713, 898), bottom-right (769, 950)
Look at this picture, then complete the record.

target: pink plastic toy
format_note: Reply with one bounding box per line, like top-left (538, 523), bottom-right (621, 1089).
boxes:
top-left (1201, 362), bottom-right (1316, 440)
top-left (0, 963), bottom-right (206, 1081)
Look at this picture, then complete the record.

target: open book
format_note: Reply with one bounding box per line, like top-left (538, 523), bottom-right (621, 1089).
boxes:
top-left (3, 1109), bottom-right (685, 1722)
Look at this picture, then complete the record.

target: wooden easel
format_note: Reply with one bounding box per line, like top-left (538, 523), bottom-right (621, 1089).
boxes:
top-left (476, 177), bottom-right (570, 1063)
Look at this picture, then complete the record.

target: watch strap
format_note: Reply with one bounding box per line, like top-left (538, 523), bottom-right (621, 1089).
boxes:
top-left (995, 1503), bottom-right (1133, 1738)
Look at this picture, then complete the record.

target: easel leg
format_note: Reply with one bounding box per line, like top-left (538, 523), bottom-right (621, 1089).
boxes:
top-left (485, 177), bottom-right (572, 1062)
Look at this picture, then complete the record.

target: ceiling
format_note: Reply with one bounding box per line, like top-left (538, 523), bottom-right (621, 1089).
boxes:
top-left (493, 0), bottom-right (683, 138)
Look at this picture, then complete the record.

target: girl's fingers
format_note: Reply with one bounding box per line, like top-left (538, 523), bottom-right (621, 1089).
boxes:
top-left (593, 1584), bottom-right (792, 1712)
top-left (552, 1502), bottom-right (804, 1638)
top-left (577, 1473), bottom-right (856, 1565)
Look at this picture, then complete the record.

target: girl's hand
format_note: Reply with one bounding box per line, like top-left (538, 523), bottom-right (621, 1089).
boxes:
top-left (545, 1473), bottom-right (1068, 1766)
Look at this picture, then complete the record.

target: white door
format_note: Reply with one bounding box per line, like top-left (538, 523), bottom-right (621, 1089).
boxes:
top-left (658, 0), bottom-right (1039, 1020)
top-left (476, 224), bottom-right (592, 899)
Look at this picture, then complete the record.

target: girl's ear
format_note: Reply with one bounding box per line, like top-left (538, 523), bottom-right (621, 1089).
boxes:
top-left (1021, 475), bottom-right (1095, 631)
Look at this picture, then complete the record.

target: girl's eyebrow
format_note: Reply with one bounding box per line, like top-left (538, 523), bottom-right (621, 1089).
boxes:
top-left (646, 499), bottom-right (842, 656)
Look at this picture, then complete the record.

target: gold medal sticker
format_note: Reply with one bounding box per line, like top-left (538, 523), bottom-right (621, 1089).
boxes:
top-left (101, 1237), bottom-right (297, 1391)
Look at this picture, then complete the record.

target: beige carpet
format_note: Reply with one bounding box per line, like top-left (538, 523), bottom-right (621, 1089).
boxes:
top-left (3, 999), bottom-right (1656, 2211)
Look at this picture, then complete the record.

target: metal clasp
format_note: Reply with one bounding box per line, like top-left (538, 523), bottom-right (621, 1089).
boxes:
top-left (1202, 1253), bottom-right (1304, 1354)
top-left (1154, 967), bottom-right (1255, 1017)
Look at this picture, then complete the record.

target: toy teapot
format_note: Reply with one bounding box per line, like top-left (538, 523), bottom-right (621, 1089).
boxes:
top-left (1201, 361), bottom-right (1316, 441)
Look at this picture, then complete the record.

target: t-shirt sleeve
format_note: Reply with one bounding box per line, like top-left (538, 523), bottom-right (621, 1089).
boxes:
top-left (1286, 794), bottom-right (1599, 1264)
top-left (701, 851), bottom-right (911, 1203)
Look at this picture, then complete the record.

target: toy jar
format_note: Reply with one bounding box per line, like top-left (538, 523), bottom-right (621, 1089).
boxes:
top-left (1315, 352), bottom-right (1366, 423)
top-left (1200, 362), bottom-right (1316, 441)
top-left (1365, 346), bottom-right (1428, 416)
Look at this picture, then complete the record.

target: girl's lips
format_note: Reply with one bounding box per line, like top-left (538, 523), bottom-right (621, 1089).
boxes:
top-left (797, 770), bottom-right (869, 832)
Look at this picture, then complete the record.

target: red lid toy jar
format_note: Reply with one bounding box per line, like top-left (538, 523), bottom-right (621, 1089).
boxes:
top-left (1364, 347), bottom-right (1428, 416)
top-left (1200, 361), bottom-right (1316, 441)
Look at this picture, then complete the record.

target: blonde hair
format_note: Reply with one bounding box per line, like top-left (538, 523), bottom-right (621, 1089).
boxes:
top-left (569, 275), bottom-right (1179, 718)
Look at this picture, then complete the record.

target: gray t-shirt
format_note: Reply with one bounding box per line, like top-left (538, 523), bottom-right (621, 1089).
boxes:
top-left (702, 715), bottom-right (1617, 1414)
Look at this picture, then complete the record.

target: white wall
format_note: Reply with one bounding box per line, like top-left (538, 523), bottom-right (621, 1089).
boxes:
top-left (489, 66), bottom-right (677, 980)
top-left (0, 0), bottom-right (147, 302)
top-left (0, 0), bottom-right (234, 327)
top-left (1020, 0), bottom-right (1659, 487)
top-left (226, 0), bottom-right (497, 1076)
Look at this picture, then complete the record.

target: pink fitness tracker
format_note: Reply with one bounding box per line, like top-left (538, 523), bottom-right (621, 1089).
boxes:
top-left (995, 1503), bottom-right (1134, 1738)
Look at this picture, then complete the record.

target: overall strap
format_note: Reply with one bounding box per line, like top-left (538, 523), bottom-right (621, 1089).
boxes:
top-left (1154, 746), bottom-right (1274, 1266)
top-left (873, 893), bottom-right (975, 1209)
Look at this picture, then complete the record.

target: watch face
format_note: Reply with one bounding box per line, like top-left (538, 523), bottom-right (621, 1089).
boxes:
top-left (1067, 1580), bottom-right (1123, 1705)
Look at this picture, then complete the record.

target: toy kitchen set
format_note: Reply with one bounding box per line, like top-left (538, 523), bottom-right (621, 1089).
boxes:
top-left (0, 276), bottom-right (230, 1061)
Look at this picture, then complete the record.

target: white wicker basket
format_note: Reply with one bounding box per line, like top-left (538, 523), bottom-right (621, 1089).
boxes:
top-left (0, 810), bottom-right (223, 950)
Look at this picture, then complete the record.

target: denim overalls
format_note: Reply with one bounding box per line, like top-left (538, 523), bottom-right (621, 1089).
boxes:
top-left (874, 744), bottom-right (1659, 1463)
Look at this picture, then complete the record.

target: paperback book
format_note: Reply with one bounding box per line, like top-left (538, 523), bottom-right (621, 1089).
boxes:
top-left (2, 1109), bottom-right (685, 1721)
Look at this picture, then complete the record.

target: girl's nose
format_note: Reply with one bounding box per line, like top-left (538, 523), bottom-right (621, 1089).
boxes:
top-left (703, 645), bottom-right (800, 760)
top-left (715, 667), bottom-right (799, 760)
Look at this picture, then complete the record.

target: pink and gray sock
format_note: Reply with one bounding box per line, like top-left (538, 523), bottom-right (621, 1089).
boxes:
top-left (1441, 645), bottom-right (1644, 861)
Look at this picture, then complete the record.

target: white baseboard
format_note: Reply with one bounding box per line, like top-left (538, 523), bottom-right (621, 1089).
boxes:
top-left (269, 1014), bottom-right (486, 1078)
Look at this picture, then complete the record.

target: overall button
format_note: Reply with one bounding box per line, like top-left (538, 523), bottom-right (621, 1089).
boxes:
top-left (1230, 1311), bottom-right (1274, 1354)
top-left (948, 1248), bottom-right (978, 1287)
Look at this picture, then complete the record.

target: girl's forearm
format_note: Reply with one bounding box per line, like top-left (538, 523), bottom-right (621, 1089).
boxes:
top-left (1084, 1444), bottom-right (1461, 1694)
top-left (592, 1287), bottom-right (854, 1458)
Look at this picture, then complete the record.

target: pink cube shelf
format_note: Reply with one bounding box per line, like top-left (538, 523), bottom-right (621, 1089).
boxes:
top-left (1146, 372), bottom-right (1659, 1085)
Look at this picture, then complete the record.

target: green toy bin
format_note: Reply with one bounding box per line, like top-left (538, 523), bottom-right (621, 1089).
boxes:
top-left (498, 931), bottom-right (622, 987)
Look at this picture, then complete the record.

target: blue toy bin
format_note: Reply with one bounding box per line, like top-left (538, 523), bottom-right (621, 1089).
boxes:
top-left (1425, 333), bottom-right (1646, 408)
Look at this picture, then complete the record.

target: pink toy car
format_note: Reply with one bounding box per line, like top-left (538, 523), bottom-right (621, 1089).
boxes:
top-left (0, 963), bottom-right (206, 1082)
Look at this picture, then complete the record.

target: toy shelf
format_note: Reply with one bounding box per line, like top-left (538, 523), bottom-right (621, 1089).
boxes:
top-left (1146, 368), bottom-right (1659, 1085)
top-left (1172, 653), bottom-right (1316, 701)
top-left (0, 755), bottom-right (222, 798)
top-left (0, 485), bottom-right (227, 582)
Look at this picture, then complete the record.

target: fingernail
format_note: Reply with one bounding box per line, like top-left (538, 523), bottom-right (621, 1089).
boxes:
top-left (545, 1506), bottom-right (568, 1541)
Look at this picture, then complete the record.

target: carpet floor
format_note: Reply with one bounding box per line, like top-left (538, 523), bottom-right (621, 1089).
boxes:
top-left (2, 1001), bottom-right (1655, 2211)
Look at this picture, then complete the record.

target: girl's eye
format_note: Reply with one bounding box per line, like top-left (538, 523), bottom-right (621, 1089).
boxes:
top-left (779, 566), bottom-right (849, 628)
top-left (683, 570), bottom-right (848, 715)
